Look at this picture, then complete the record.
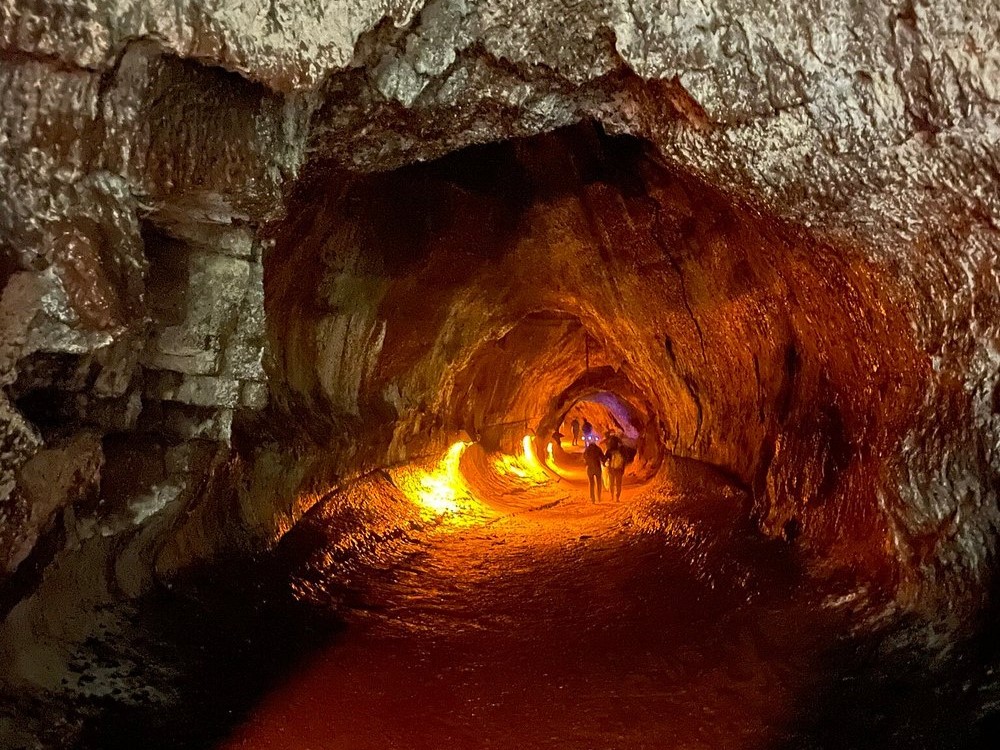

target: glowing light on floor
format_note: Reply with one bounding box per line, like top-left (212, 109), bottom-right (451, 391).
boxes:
top-left (493, 435), bottom-right (549, 483)
top-left (394, 441), bottom-right (482, 522)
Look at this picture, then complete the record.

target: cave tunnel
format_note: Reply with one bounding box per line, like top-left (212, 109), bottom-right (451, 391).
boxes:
top-left (3, 4), bottom-right (1000, 749)
top-left (262, 122), bottom-right (925, 570)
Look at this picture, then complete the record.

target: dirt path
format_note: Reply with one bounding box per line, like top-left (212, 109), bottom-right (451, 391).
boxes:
top-left (219, 475), bottom-right (848, 750)
top-left (5, 458), bottom-right (993, 749)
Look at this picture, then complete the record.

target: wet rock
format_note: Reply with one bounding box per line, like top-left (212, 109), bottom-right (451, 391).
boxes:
top-left (9, 431), bottom-right (103, 570)
top-left (0, 394), bottom-right (43, 572)
top-left (143, 251), bottom-right (251, 376)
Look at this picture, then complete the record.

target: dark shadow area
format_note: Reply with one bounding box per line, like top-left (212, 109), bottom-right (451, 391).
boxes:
top-left (772, 624), bottom-right (1000, 750)
top-left (35, 559), bottom-right (339, 750)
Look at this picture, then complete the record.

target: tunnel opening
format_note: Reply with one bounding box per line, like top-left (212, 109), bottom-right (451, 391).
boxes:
top-left (559, 391), bottom-right (642, 443)
top-left (538, 366), bottom-right (663, 484)
top-left (224, 123), bottom-right (948, 748)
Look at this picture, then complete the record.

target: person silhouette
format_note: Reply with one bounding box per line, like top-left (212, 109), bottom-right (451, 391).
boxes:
top-left (583, 440), bottom-right (605, 503)
top-left (605, 435), bottom-right (627, 502)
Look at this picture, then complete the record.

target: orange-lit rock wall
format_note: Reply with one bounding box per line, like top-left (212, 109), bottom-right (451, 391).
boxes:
top-left (263, 128), bottom-right (928, 592)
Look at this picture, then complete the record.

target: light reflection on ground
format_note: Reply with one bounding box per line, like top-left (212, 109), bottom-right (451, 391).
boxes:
top-left (388, 442), bottom-right (488, 525)
top-left (218, 450), bottom-right (863, 750)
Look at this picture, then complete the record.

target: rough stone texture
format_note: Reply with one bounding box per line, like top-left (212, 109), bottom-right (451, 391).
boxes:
top-left (140, 224), bottom-right (267, 441)
top-left (0, 0), bottom-right (997, 635)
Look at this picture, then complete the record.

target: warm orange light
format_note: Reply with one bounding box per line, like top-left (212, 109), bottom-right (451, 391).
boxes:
top-left (544, 440), bottom-right (575, 480)
top-left (493, 435), bottom-right (549, 483)
top-left (393, 441), bottom-right (482, 521)
top-left (521, 435), bottom-right (545, 474)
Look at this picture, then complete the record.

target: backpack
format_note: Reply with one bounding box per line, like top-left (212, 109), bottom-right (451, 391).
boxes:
top-left (608, 450), bottom-right (625, 470)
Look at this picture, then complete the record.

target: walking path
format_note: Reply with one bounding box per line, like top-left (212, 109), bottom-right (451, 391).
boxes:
top-left (221, 457), bottom-right (846, 749)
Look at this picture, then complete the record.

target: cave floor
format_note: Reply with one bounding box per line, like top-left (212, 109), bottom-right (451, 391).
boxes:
top-left (212, 471), bottom-right (880, 750)
top-left (4, 461), bottom-right (997, 749)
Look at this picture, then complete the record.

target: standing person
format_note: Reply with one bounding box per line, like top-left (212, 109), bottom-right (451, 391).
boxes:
top-left (583, 440), bottom-right (606, 503)
top-left (570, 417), bottom-right (581, 446)
top-left (581, 419), bottom-right (593, 444)
top-left (605, 436), bottom-right (627, 502)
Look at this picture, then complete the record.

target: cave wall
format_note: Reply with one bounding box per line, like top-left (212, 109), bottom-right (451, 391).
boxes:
top-left (0, 42), bottom-right (289, 597)
top-left (1, 0), bottom-right (998, 621)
